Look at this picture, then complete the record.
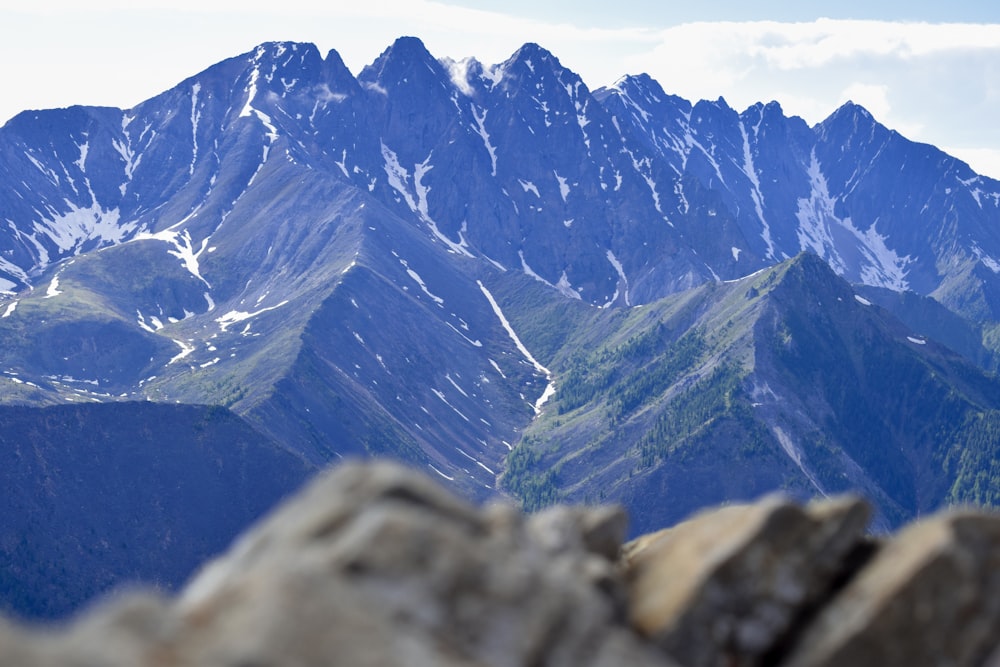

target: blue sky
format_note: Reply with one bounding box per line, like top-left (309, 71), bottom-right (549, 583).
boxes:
top-left (2, 1), bottom-right (999, 177)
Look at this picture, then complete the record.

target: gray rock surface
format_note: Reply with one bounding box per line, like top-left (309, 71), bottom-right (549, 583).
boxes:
top-left (1, 462), bottom-right (998, 667)
top-left (781, 510), bottom-right (1000, 667)
top-left (625, 495), bottom-right (871, 667)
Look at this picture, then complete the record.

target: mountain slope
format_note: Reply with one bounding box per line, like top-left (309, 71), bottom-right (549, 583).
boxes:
top-left (0, 402), bottom-right (313, 620)
top-left (0, 37), bottom-right (999, 561)
top-left (500, 253), bottom-right (1000, 534)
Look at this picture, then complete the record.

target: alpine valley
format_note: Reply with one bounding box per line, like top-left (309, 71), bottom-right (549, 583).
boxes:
top-left (2, 37), bottom-right (1000, 617)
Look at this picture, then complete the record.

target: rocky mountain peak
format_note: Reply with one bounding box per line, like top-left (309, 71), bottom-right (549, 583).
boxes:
top-left (499, 41), bottom-right (580, 91)
top-left (358, 35), bottom-right (446, 91)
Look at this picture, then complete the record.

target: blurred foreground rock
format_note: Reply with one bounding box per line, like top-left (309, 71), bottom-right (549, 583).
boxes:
top-left (1, 461), bottom-right (999, 666)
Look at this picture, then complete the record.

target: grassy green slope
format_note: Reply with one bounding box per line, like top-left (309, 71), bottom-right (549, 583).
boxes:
top-left (498, 254), bottom-right (1000, 535)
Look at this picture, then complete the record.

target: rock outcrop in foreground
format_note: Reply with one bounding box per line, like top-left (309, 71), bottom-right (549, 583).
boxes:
top-left (2, 461), bottom-right (999, 666)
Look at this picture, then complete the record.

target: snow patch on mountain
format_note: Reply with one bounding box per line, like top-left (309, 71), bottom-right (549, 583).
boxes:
top-left (31, 199), bottom-right (133, 265)
top-left (240, 49), bottom-right (280, 143)
top-left (554, 171), bottom-right (570, 202)
top-left (518, 179), bottom-right (540, 198)
top-left (382, 145), bottom-right (473, 257)
top-left (739, 122), bottom-right (776, 260)
top-left (624, 148), bottom-right (667, 218)
top-left (25, 152), bottom-right (61, 186)
top-left (556, 272), bottom-right (582, 300)
top-left (215, 300), bottom-right (290, 333)
top-left (428, 463), bottom-right (455, 481)
top-left (168, 339), bottom-right (195, 365)
top-left (445, 373), bottom-right (469, 398)
top-left (686, 133), bottom-right (726, 186)
top-left (381, 142), bottom-right (416, 209)
top-left (136, 311), bottom-right (157, 333)
top-left (477, 280), bottom-right (554, 414)
top-left (190, 83), bottom-right (201, 175)
top-left (518, 252), bottom-right (580, 300)
top-left (432, 388), bottom-right (470, 422)
top-left (0, 257), bottom-right (30, 288)
top-left (795, 153), bottom-right (849, 275)
top-left (606, 250), bottom-right (631, 306)
top-left (413, 156), bottom-right (434, 221)
top-left (796, 152), bottom-right (910, 290)
top-left (45, 275), bottom-right (63, 298)
top-left (134, 229), bottom-right (211, 287)
top-left (111, 138), bottom-right (140, 193)
top-left (445, 322), bottom-right (483, 347)
top-left (851, 221), bottom-right (911, 291)
top-left (489, 359), bottom-right (507, 379)
top-left (399, 257), bottom-right (445, 306)
top-left (470, 105), bottom-right (497, 176)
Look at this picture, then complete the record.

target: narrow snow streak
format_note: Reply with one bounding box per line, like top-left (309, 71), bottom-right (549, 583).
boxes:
top-left (432, 388), bottom-right (471, 422)
top-left (739, 122), bottom-right (776, 259)
top-left (445, 321), bottom-right (483, 347)
top-left (399, 258), bottom-right (445, 306)
top-left (489, 359), bottom-right (507, 379)
top-left (239, 53), bottom-right (279, 143)
top-left (189, 82), bottom-right (201, 175)
top-left (606, 250), bottom-right (630, 306)
top-left (428, 464), bottom-right (455, 481)
top-left (446, 373), bottom-right (469, 398)
top-left (216, 300), bottom-right (289, 332)
top-left (471, 105), bottom-right (497, 176)
top-left (477, 281), bottom-right (554, 414)
top-left (519, 251), bottom-right (581, 300)
top-left (382, 144), bottom-right (473, 257)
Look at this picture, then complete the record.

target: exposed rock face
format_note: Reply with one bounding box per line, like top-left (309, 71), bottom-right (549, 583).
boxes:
top-left (625, 495), bottom-right (872, 667)
top-left (1, 462), bottom-right (998, 667)
top-left (781, 511), bottom-right (1000, 667)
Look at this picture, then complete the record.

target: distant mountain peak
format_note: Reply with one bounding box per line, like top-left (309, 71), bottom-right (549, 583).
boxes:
top-left (821, 100), bottom-right (880, 131)
top-left (366, 36), bottom-right (436, 70)
top-left (510, 42), bottom-right (555, 62)
top-left (503, 42), bottom-right (573, 81)
top-left (358, 35), bottom-right (447, 92)
top-left (601, 73), bottom-right (663, 99)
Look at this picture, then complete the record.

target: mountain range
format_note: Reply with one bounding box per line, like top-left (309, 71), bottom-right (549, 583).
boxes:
top-left (2, 36), bottom-right (999, 616)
